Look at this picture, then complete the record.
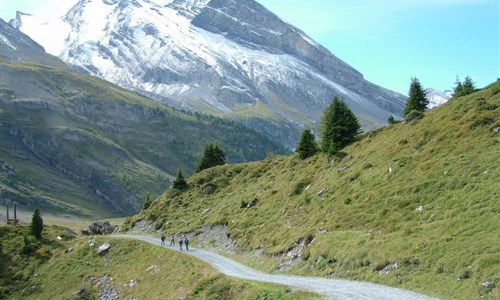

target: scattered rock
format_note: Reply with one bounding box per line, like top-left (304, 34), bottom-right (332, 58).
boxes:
top-left (274, 235), bottom-right (315, 272)
top-left (242, 198), bottom-right (258, 208)
top-left (146, 265), bottom-right (160, 274)
top-left (338, 165), bottom-right (349, 172)
top-left (493, 126), bottom-right (499, 133)
top-left (56, 236), bottom-right (62, 241)
top-left (443, 170), bottom-right (448, 175)
top-left (416, 205), bottom-right (425, 212)
top-left (317, 189), bottom-right (325, 196)
top-left (65, 248), bottom-right (73, 253)
top-left (202, 208), bottom-right (210, 215)
top-left (97, 243), bottom-right (111, 255)
top-left (201, 184), bottom-right (215, 194)
top-left (124, 279), bottom-right (137, 288)
top-left (379, 263), bottom-right (398, 275)
top-left (343, 155), bottom-right (353, 161)
top-left (130, 220), bottom-right (157, 232)
top-left (190, 225), bottom-right (238, 255)
top-left (88, 221), bottom-right (115, 235)
top-left (482, 279), bottom-right (496, 290)
top-left (317, 227), bottom-right (327, 233)
top-left (305, 184), bottom-right (311, 190)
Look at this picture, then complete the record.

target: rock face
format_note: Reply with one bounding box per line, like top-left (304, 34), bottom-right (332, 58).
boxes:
top-left (0, 18), bottom-right (288, 216)
top-left (13, 0), bottom-right (407, 148)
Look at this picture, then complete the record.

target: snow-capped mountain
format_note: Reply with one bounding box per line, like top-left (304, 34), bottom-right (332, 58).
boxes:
top-left (12, 0), bottom-right (407, 147)
top-left (425, 88), bottom-right (453, 109)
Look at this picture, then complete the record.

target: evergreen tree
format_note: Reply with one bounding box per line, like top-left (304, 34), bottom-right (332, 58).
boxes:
top-left (172, 170), bottom-right (187, 189)
top-left (195, 143), bottom-right (226, 173)
top-left (296, 129), bottom-right (318, 159)
top-left (320, 96), bottom-right (361, 154)
top-left (462, 76), bottom-right (475, 95)
top-left (30, 209), bottom-right (43, 239)
top-left (453, 76), bottom-right (476, 98)
top-left (142, 192), bottom-right (152, 210)
top-left (452, 76), bottom-right (464, 98)
top-left (403, 77), bottom-right (428, 118)
top-left (388, 115), bottom-right (397, 124)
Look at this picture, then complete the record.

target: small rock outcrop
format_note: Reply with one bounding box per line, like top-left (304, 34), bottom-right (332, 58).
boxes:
top-left (97, 243), bottom-right (111, 255)
top-left (87, 221), bottom-right (115, 235)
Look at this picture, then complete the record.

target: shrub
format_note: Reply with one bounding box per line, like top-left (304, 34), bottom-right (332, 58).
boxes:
top-left (172, 170), bottom-right (187, 189)
top-left (22, 235), bottom-right (40, 255)
top-left (405, 110), bottom-right (425, 122)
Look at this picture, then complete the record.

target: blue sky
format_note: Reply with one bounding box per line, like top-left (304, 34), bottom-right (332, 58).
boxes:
top-left (0, 0), bottom-right (498, 95)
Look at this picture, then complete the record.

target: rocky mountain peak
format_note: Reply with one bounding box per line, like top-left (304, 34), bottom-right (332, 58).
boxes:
top-left (14, 0), bottom-right (407, 148)
top-left (168, 0), bottom-right (212, 18)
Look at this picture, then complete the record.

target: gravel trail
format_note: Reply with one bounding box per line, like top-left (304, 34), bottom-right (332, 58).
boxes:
top-left (114, 234), bottom-right (439, 300)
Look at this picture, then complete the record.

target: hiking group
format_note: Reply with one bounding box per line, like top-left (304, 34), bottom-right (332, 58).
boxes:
top-left (161, 233), bottom-right (189, 251)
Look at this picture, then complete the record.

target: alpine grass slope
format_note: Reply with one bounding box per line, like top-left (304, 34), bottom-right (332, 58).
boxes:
top-left (133, 81), bottom-right (500, 299)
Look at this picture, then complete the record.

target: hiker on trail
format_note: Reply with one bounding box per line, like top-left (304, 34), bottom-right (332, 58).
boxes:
top-left (184, 236), bottom-right (189, 251)
top-left (179, 235), bottom-right (183, 251)
top-left (160, 233), bottom-right (166, 246)
top-left (170, 233), bottom-right (175, 246)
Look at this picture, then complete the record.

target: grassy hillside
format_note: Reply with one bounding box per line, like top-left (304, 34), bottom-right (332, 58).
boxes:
top-left (0, 224), bottom-right (317, 299)
top-left (0, 59), bottom-right (288, 217)
top-left (132, 81), bottom-right (500, 299)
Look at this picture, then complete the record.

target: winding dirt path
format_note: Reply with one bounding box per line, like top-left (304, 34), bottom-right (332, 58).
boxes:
top-left (114, 234), bottom-right (439, 300)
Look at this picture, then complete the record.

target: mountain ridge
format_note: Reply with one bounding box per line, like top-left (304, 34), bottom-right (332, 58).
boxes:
top-left (13, 0), bottom-right (407, 148)
top-left (0, 18), bottom-right (288, 216)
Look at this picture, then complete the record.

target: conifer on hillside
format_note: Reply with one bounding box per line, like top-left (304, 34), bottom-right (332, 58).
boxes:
top-left (195, 143), bottom-right (226, 173)
top-left (453, 76), bottom-right (476, 98)
top-left (30, 209), bottom-right (43, 239)
top-left (172, 170), bottom-right (187, 189)
top-left (296, 129), bottom-right (318, 159)
top-left (320, 96), bottom-right (360, 154)
top-left (403, 77), bottom-right (428, 119)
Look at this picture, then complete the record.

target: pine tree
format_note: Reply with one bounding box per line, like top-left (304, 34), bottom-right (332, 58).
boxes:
top-left (453, 76), bottom-right (476, 98)
top-left (195, 143), bottom-right (226, 173)
top-left (142, 192), bottom-right (152, 210)
top-left (388, 115), bottom-right (397, 124)
top-left (452, 76), bottom-right (464, 98)
top-left (172, 170), bottom-right (187, 189)
top-left (296, 129), bottom-right (318, 159)
top-left (403, 77), bottom-right (428, 118)
top-left (320, 96), bottom-right (361, 154)
top-left (30, 209), bottom-right (43, 239)
top-left (462, 76), bottom-right (475, 95)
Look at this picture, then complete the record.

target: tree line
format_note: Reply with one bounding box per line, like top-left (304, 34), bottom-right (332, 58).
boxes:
top-left (158, 75), bottom-right (477, 197)
top-left (297, 76), bottom-right (477, 159)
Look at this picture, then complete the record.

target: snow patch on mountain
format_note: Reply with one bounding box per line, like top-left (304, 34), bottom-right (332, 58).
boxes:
top-left (13, 0), bottom-right (407, 148)
top-left (426, 88), bottom-right (453, 109)
top-left (0, 33), bottom-right (16, 50)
